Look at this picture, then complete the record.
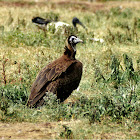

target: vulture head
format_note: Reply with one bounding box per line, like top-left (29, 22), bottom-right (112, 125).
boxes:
top-left (68, 35), bottom-right (83, 52)
top-left (65, 35), bottom-right (83, 59)
top-left (68, 35), bottom-right (83, 48)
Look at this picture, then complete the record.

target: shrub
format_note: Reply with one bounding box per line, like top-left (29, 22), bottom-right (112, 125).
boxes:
top-left (42, 12), bottom-right (60, 21)
top-left (110, 7), bottom-right (133, 19)
top-left (0, 84), bottom-right (28, 105)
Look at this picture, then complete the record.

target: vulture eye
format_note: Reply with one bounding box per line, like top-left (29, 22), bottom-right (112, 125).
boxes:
top-left (69, 36), bottom-right (76, 44)
top-left (72, 38), bottom-right (75, 42)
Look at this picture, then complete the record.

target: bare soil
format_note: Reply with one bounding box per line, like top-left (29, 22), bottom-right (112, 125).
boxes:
top-left (0, 122), bottom-right (60, 139)
top-left (0, 0), bottom-right (140, 12)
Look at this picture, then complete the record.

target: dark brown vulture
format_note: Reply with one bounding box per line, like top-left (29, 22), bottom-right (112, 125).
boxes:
top-left (27, 35), bottom-right (83, 107)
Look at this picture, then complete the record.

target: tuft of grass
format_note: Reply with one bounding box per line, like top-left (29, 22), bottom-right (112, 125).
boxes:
top-left (59, 125), bottom-right (74, 139)
top-left (41, 11), bottom-right (60, 22)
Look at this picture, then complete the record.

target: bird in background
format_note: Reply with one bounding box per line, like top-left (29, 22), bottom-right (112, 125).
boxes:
top-left (27, 35), bottom-right (83, 108)
top-left (72, 17), bottom-right (87, 31)
top-left (32, 17), bottom-right (51, 36)
top-left (32, 16), bottom-right (87, 35)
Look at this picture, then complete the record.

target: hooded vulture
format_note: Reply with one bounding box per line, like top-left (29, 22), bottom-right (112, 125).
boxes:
top-left (27, 35), bottom-right (83, 107)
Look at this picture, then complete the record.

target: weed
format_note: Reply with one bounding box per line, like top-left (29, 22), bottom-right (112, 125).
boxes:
top-left (105, 17), bottom-right (139, 44)
top-left (2, 56), bottom-right (8, 85)
top-left (123, 54), bottom-right (134, 80)
top-left (109, 55), bottom-right (121, 89)
top-left (0, 84), bottom-right (28, 105)
top-left (42, 12), bottom-right (59, 22)
top-left (7, 11), bottom-right (13, 26)
top-left (60, 125), bottom-right (73, 139)
top-left (110, 7), bottom-right (133, 19)
top-left (0, 84), bottom-right (28, 121)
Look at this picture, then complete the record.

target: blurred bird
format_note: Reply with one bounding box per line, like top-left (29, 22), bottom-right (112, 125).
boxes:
top-left (32, 16), bottom-right (86, 34)
top-left (32, 17), bottom-right (51, 36)
top-left (72, 17), bottom-right (87, 31)
top-left (32, 17), bottom-right (51, 29)
top-left (27, 35), bottom-right (83, 107)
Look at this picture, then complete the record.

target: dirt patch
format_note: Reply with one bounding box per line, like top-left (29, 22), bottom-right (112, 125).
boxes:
top-left (53, 1), bottom-right (105, 12)
top-left (0, 120), bottom-right (82, 139)
top-left (0, 122), bottom-right (59, 139)
top-left (1, 1), bottom-right (140, 12)
top-left (0, 1), bottom-right (44, 8)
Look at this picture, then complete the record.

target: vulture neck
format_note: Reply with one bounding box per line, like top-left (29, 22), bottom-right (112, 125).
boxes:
top-left (64, 44), bottom-right (76, 60)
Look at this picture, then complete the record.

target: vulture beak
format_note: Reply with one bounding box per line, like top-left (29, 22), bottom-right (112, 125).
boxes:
top-left (75, 37), bottom-right (83, 44)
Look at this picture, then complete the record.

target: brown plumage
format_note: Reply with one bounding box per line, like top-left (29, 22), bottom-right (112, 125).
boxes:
top-left (27, 35), bottom-right (83, 107)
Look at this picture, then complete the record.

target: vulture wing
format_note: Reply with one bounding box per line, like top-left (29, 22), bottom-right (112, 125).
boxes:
top-left (27, 58), bottom-right (76, 107)
top-left (56, 61), bottom-right (83, 102)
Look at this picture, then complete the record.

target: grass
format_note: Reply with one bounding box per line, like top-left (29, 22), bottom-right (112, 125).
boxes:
top-left (0, 0), bottom-right (140, 139)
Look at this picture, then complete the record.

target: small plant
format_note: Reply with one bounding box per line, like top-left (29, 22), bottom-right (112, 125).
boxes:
top-left (0, 84), bottom-right (28, 121)
top-left (7, 11), bottom-right (13, 26)
top-left (132, 17), bottom-right (138, 43)
top-left (44, 92), bottom-right (59, 108)
top-left (106, 18), bottom-right (139, 44)
top-left (121, 8), bottom-right (133, 19)
top-left (0, 26), bottom-right (4, 44)
top-left (136, 57), bottom-right (140, 74)
top-left (47, 23), bottom-right (56, 34)
top-left (2, 56), bottom-right (8, 85)
top-left (94, 67), bottom-right (105, 82)
top-left (42, 12), bottom-right (59, 21)
top-left (109, 7), bottom-right (132, 19)
top-left (60, 125), bottom-right (73, 139)
top-left (123, 53), bottom-right (138, 83)
top-left (0, 84), bottom-right (28, 105)
top-left (0, 93), bottom-right (10, 116)
top-left (109, 55), bottom-right (121, 89)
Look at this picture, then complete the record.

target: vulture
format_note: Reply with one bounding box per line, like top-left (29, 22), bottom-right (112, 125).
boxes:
top-left (32, 16), bottom-right (86, 33)
top-left (27, 35), bottom-right (83, 107)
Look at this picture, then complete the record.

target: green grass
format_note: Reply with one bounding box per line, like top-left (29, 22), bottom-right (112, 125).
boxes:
top-left (0, 1), bottom-right (140, 139)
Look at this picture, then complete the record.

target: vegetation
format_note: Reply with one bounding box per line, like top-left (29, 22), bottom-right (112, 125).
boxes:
top-left (0, 0), bottom-right (140, 139)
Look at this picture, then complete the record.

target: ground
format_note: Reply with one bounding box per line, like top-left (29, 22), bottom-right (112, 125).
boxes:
top-left (0, 122), bottom-right (58, 139)
top-left (0, 119), bottom-right (139, 139)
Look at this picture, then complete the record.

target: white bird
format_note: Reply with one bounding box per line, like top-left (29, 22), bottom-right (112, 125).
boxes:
top-left (32, 16), bottom-right (87, 33)
top-left (48, 21), bottom-right (70, 29)
top-left (47, 21), bottom-right (70, 32)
